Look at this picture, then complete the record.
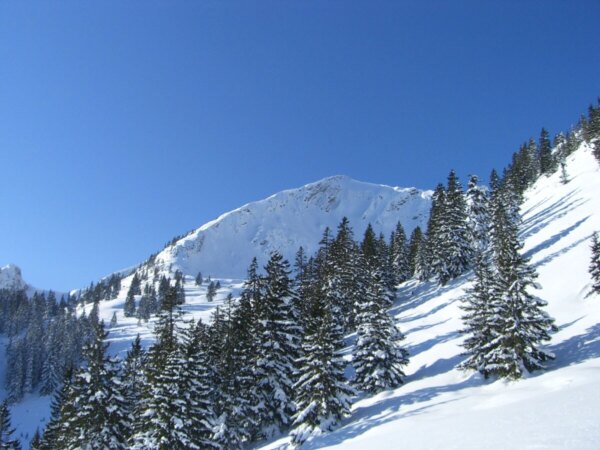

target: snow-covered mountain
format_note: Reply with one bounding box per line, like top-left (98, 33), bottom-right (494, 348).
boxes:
top-left (0, 264), bottom-right (28, 291)
top-left (149, 175), bottom-right (432, 279)
top-left (3, 143), bottom-right (600, 448)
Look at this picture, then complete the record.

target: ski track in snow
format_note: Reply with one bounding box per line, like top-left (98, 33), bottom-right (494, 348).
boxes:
top-left (3, 144), bottom-right (600, 448)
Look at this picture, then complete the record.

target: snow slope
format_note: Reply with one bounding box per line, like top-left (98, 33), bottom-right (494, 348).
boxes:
top-left (150, 175), bottom-right (431, 279)
top-left (259, 143), bottom-right (600, 449)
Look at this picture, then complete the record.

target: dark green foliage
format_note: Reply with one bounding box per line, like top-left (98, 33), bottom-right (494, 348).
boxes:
top-left (589, 232), bottom-right (600, 296)
top-left (461, 194), bottom-right (556, 379)
top-left (353, 268), bottom-right (408, 393)
top-left (254, 252), bottom-right (301, 436)
top-left (206, 281), bottom-right (217, 302)
top-left (0, 400), bottom-right (21, 450)
top-left (539, 127), bottom-right (555, 174)
top-left (290, 277), bottom-right (354, 447)
top-left (407, 226), bottom-right (423, 277)
top-left (61, 321), bottom-right (129, 449)
top-left (390, 221), bottom-right (410, 284)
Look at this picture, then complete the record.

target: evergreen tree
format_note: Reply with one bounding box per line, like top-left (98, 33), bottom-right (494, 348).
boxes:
top-left (560, 162), bottom-right (570, 184)
top-left (459, 252), bottom-right (496, 376)
top-left (179, 322), bottom-right (220, 449)
top-left (195, 272), bottom-right (203, 286)
top-left (206, 281), bottom-right (217, 303)
top-left (539, 127), bottom-right (554, 174)
top-left (589, 232), bottom-right (600, 296)
top-left (254, 252), bottom-right (300, 437)
top-left (290, 284), bottom-right (354, 447)
top-left (326, 217), bottom-right (363, 332)
top-left (62, 321), bottom-right (129, 450)
top-left (390, 221), bottom-right (410, 284)
top-left (29, 429), bottom-right (41, 450)
top-left (407, 226), bottom-right (423, 278)
top-left (121, 335), bottom-right (146, 443)
top-left (464, 199), bottom-right (556, 379)
top-left (431, 171), bottom-right (471, 284)
top-left (129, 273), bottom-right (142, 296)
top-left (465, 175), bottom-right (490, 254)
top-left (132, 287), bottom-right (198, 449)
top-left (0, 400), bottom-right (21, 450)
top-left (353, 268), bottom-right (409, 393)
top-left (38, 367), bottom-right (75, 450)
top-left (421, 183), bottom-right (446, 280)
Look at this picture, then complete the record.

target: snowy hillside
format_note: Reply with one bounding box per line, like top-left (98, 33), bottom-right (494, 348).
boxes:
top-left (149, 175), bottom-right (431, 279)
top-left (257, 143), bottom-right (600, 448)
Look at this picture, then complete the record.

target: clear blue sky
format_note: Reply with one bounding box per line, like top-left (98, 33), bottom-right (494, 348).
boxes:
top-left (1, 1), bottom-right (599, 291)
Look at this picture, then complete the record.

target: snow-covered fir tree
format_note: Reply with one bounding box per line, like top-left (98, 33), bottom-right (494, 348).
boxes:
top-left (390, 221), bottom-right (410, 284)
top-left (353, 267), bottom-right (409, 393)
top-left (325, 217), bottom-right (364, 332)
top-left (132, 286), bottom-right (200, 449)
top-left (465, 174), bottom-right (490, 254)
top-left (178, 321), bottom-right (220, 449)
top-left (61, 321), bottom-right (129, 450)
top-left (433, 170), bottom-right (472, 285)
top-left (462, 191), bottom-right (556, 379)
top-left (254, 252), bottom-right (300, 437)
top-left (459, 252), bottom-right (496, 375)
top-left (290, 276), bottom-right (354, 447)
top-left (589, 231), bottom-right (600, 296)
top-left (0, 400), bottom-right (21, 450)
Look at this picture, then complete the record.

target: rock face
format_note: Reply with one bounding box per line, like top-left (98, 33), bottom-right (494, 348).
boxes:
top-left (151, 175), bottom-right (432, 278)
top-left (0, 264), bottom-right (28, 291)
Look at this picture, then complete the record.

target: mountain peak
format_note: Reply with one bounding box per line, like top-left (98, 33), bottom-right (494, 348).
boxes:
top-left (149, 176), bottom-right (432, 279)
top-left (0, 264), bottom-right (28, 291)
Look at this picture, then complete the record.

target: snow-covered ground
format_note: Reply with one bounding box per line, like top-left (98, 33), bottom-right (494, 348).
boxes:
top-left (3, 143), bottom-right (600, 448)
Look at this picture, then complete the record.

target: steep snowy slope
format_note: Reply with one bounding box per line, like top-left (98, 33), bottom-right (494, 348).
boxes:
top-left (260, 143), bottom-right (600, 448)
top-left (150, 175), bottom-right (431, 279)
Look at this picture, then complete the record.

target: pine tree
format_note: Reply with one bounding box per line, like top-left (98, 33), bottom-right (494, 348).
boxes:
top-left (195, 272), bottom-right (203, 286)
top-left (465, 175), bottom-right (490, 254)
top-left (62, 321), bottom-right (129, 449)
top-left (29, 429), bottom-right (41, 450)
top-left (466, 197), bottom-right (555, 379)
top-left (407, 226), bottom-right (423, 278)
top-left (290, 284), bottom-right (354, 447)
top-left (589, 232), bottom-right (600, 296)
top-left (179, 322), bottom-right (220, 449)
top-left (0, 400), bottom-right (21, 450)
top-left (38, 367), bottom-right (75, 450)
top-left (131, 287), bottom-right (199, 449)
top-left (432, 171), bottom-right (472, 284)
top-left (326, 217), bottom-right (363, 332)
top-left (390, 221), bottom-right (410, 284)
top-left (539, 127), bottom-right (555, 174)
top-left (353, 267), bottom-right (409, 393)
top-left (459, 252), bottom-right (496, 376)
top-left (254, 252), bottom-right (300, 437)
top-left (206, 281), bottom-right (217, 302)
top-left (121, 335), bottom-right (146, 444)
top-left (421, 183), bottom-right (446, 280)
top-left (560, 161), bottom-right (570, 184)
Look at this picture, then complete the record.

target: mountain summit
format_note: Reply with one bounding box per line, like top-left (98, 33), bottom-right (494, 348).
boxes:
top-left (0, 264), bottom-right (28, 291)
top-left (150, 176), bottom-right (432, 279)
